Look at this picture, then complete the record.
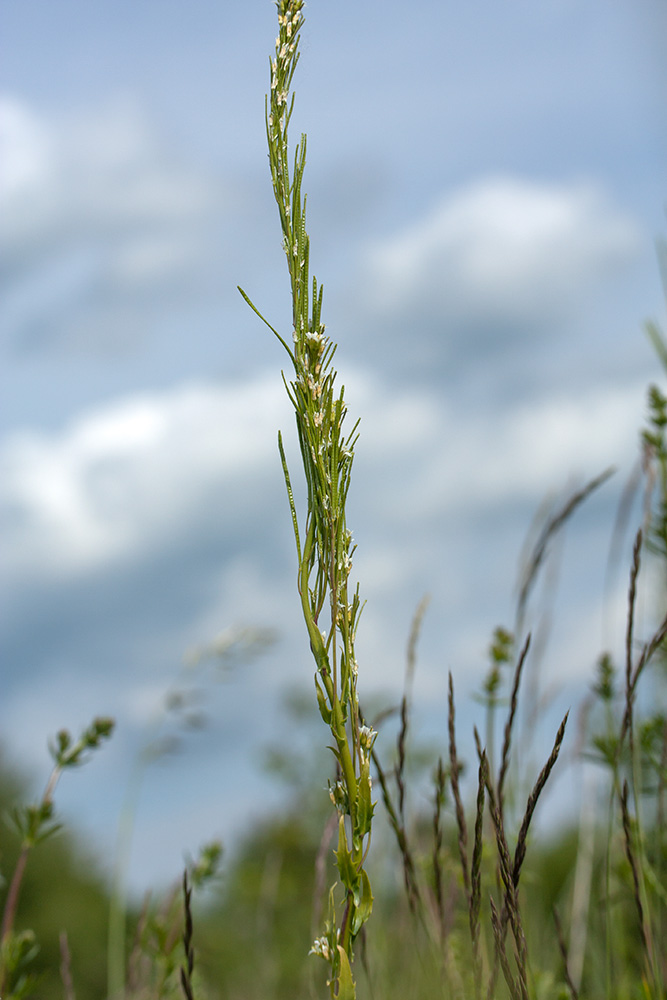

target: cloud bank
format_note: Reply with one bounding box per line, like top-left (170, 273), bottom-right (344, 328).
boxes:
top-left (1, 96), bottom-right (225, 355)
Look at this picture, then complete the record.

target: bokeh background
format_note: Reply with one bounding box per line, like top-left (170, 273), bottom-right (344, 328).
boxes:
top-left (1, 0), bottom-right (666, 894)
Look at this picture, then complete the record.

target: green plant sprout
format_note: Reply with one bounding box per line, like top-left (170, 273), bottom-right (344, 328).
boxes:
top-left (239, 2), bottom-right (374, 996)
top-left (0, 717), bottom-right (114, 999)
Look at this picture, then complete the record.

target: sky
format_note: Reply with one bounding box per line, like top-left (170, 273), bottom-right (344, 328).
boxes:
top-left (1, 0), bottom-right (666, 896)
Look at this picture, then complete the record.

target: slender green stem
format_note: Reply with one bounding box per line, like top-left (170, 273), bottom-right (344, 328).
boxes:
top-left (241, 4), bottom-right (373, 995)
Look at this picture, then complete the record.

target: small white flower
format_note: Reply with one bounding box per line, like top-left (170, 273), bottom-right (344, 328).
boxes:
top-left (309, 936), bottom-right (331, 961)
top-left (359, 725), bottom-right (376, 753)
top-left (329, 780), bottom-right (347, 811)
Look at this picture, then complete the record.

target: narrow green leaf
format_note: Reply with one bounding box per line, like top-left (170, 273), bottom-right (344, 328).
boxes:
top-left (315, 676), bottom-right (332, 725)
top-left (354, 759), bottom-right (375, 840)
top-left (351, 867), bottom-right (374, 937)
top-left (278, 431), bottom-right (301, 562)
top-left (336, 945), bottom-right (356, 1000)
top-left (237, 285), bottom-right (294, 358)
top-left (334, 815), bottom-right (357, 889)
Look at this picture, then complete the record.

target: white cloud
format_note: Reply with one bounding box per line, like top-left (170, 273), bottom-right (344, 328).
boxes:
top-left (0, 95), bottom-right (225, 353)
top-left (1, 362), bottom-right (648, 597)
top-left (1, 96), bottom-right (54, 204)
top-left (0, 376), bottom-right (290, 581)
top-left (364, 177), bottom-right (641, 330)
top-left (430, 382), bottom-right (644, 510)
top-left (347, 369), bottom-right (646, 523)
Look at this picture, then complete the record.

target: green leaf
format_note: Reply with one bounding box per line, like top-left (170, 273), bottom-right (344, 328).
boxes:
top-left (646, 320), bottom-right (667, 372)
top-left (334, 815), bottom-right (357, 890)
top-left (354, 758), bottom-right (375, 839)
top-left (238, 285), bottom-right (294, 358)
top-left (315, 675), bottom-right (331, 725)
top-left (336, 945), bottom-right (356, 1000)
top-left (278, 430), bottom-right (302, 562)
top-left (351, 867), bottom-right (374, 937)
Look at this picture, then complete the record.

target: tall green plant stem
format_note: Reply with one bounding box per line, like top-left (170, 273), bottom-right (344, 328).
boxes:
top-left (239, 3), bottom-right (374, 996)
top-left (0, 718), bottom-right (113, 995)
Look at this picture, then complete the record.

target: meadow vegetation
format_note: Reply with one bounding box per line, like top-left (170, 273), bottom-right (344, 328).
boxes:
top-left (1, 2), bottom-right (666, 998)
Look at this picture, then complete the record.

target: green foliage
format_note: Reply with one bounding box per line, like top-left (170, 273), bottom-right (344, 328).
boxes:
top-left (0, 750), bottom-right (111, 1000)
top-left (0, 718), bottom-right (114, 998)
top-left (0, 930), bottom-right (40, 1000)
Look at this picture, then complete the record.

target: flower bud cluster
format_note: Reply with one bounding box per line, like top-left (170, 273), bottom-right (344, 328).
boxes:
top-left (270, 2), bottom-right (303, 114)
top-left (329, 778), bottom-right (350, 814)
top-left (358, 724), bottom-right (377, 765)
top-left (309, 936), bottom-right (332, 961)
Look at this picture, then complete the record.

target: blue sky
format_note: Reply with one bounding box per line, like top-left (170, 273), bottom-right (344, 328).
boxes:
top-left (1, 0), bottom-right (666, 894)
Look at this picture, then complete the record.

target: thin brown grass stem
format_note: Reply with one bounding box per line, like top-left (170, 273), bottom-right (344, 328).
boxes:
top-left (517, 468), bottom-right (614, 633)
top-left (619, 781), bottom-right (652, 976)
top-left (476, 728), bottom-right (503, 1000)
top-left (372, 750), bottom-right (421, 914)
top-left (498, 634), bottom-right (531, 818)
top-left (396, 695), bottom-right (409, 823)
top-left (406, 595), bottom-right (430, 699)
top-left (489, 801), bottom-right (529, 1000)
top-left (397, 596), bottom-right (429, 823)
top-left (624, 530), bottom-right (642, 759)
top-left (180, 870), bottom-right (196, 1000)
top-left (449, 672), bottom-right (471, 905)
top-left (470, 752), bottom-right (487, 1000)
top-left (0, 844), bottom-right (29, 947)
top-left (59, 930), bottom-right (76, 1000)
top-left (489, 895), bottom-right (521, 1000)
top-left (432, 756), bottom-right (447, 941)
top-left (473, 728), bottom-right (494, 800)
top-left (619, 611), bottom-right (667, 754)
top-left (552, 907), bottom-right (579, 1000)
top-left (512, 711), bottom-right (569, 885)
